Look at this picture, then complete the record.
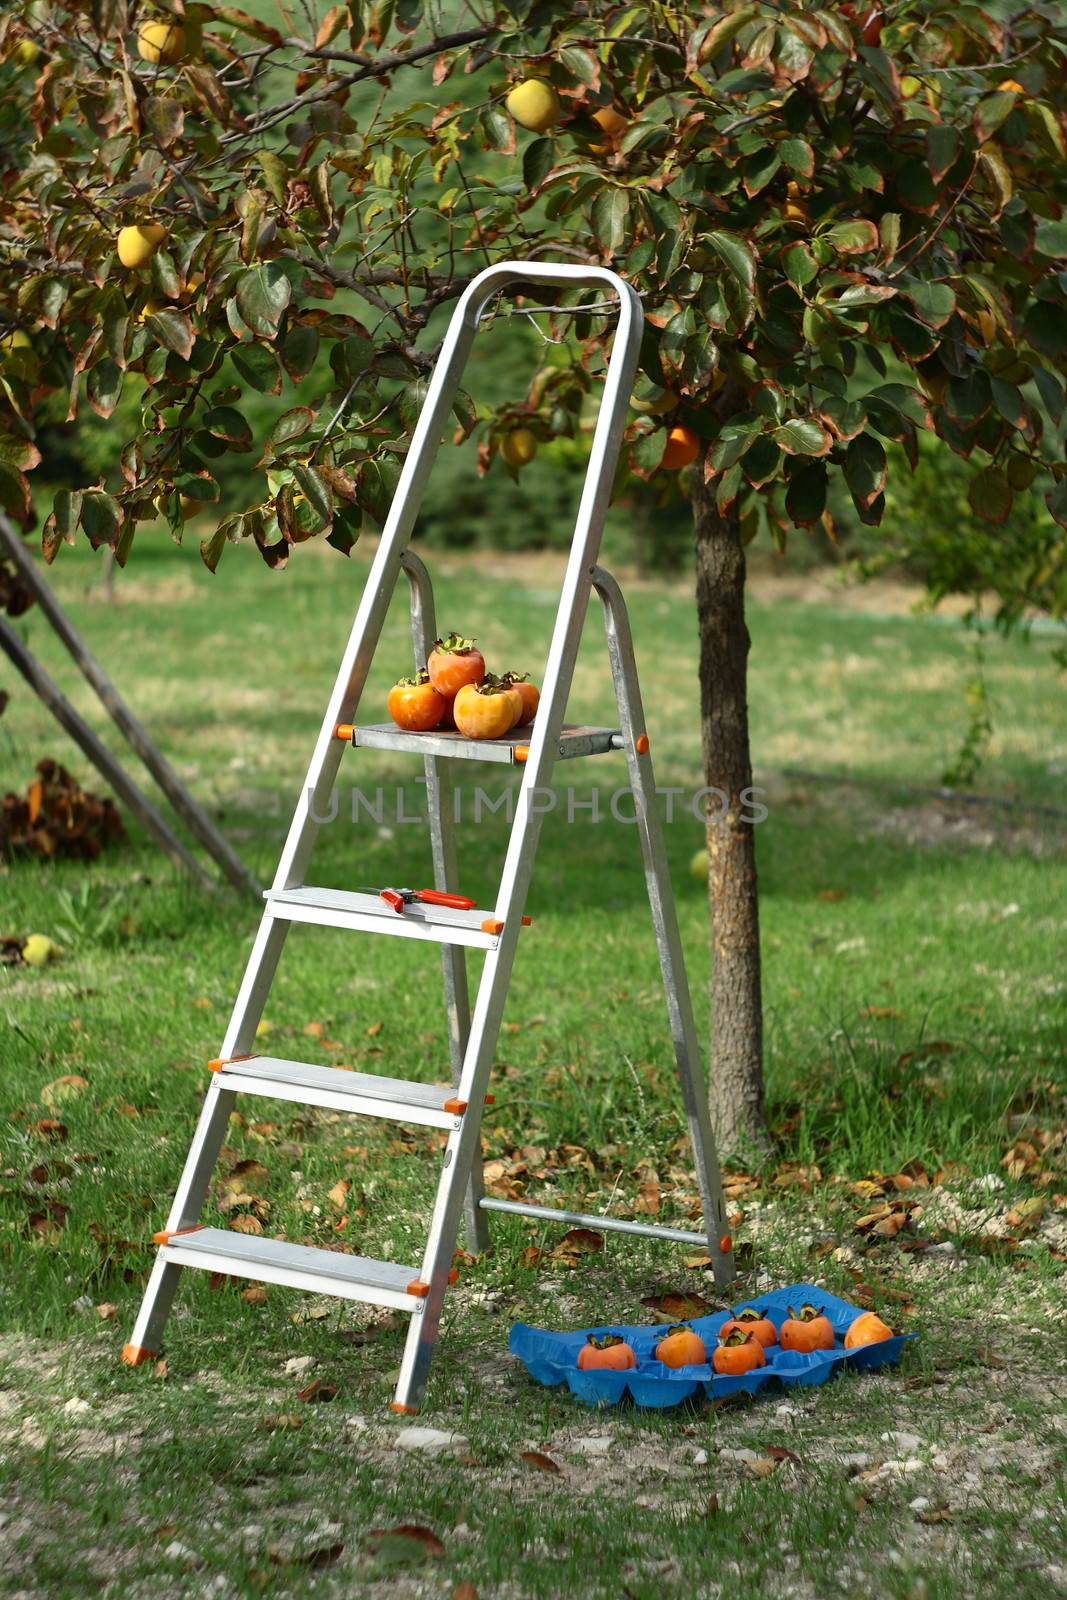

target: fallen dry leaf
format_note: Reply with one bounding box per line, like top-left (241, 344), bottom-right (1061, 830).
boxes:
top-left (519, 1450), bottom-right (560, 1474)
top-left (640, 1290), bottom-right (711, 1322)
top-left (327, 1179), bottom-right (351, 1210)
top-left (263, 1413), bottom-right (303, 1431)
top-left (364, 1524), bottom-right (444, 1562)
top-left (453, 1584), bottom-right (480, 1600)
top-left (303, 1022), bottom-right (326, 1038)
top-left (153, 1358), bottom-right (169, 1380)
top-left (95, 1302), bottom-right (118, 1321)
top-left (241, 1285), bottom-right (268, 1306)
top-left (365, 1020), bottom-right (383, 1038)
top-left (296, 1379), bottom-right (338, 1404)
top-left (41, 1075), bottom-right (89, 1108)
top-left (550, 1227), bottom-right (603, 1262)
top-left (229, 1214), bottom-right (264, 1236)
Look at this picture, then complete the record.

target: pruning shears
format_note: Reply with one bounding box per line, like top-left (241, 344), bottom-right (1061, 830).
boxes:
top-left (365, 885), bottom-right (477, 915)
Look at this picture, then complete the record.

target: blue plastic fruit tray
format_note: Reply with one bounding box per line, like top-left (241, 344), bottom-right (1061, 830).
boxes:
top-left (509, 1282), bottom-right (916, 1409)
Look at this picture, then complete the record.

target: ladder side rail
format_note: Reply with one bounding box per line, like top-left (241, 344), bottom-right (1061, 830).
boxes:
top-left (592, 565), bottom-right (734, 1287)
top-left (392, 268), bottom-right (644, 1409)
top-left (401, 550), bottom-right (489, 1252)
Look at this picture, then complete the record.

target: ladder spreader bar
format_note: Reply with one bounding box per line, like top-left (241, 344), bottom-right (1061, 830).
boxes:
top-left (478, 1198), bottom-right (723, 1250)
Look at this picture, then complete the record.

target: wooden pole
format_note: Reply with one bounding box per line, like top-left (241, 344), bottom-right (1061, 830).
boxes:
top-left (0, 517), bottom-right (261, 896)
top-left (0, 614), bottom-right (215, 888)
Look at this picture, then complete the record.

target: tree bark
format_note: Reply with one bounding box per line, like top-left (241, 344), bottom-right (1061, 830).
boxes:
top-left (692, 472), bottom-right (770, 1158)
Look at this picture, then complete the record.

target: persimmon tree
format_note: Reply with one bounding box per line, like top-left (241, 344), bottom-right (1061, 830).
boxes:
top-left (2, 0), bottom-right (1066, 1153)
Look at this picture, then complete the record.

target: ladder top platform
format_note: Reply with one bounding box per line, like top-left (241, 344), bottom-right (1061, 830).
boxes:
top-left (347, 722), bottom-right (623, 765)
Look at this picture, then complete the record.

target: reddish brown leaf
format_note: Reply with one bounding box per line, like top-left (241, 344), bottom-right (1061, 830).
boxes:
top-left (641, 1290), bottom-right (711, 1321)
top-left (519, 1449), bottom-right (560, 1474)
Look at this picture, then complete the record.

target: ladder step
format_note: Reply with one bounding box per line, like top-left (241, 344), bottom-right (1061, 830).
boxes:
top-left (158, 1227), bottom-right (424, 1311)
top-left (266, 886), bottom-right (504, 949)
top-left (344, 722), bottom-right (624, 765)
top-left (212, 1055), bottom-right (467, 1129)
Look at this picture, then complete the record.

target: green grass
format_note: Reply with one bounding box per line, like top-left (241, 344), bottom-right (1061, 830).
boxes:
top-left (1, 536), bottom-right (1065, 1597)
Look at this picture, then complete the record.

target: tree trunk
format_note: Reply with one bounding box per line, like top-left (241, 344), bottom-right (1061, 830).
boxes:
top-left (692, 472), bottom-right (770, 1158)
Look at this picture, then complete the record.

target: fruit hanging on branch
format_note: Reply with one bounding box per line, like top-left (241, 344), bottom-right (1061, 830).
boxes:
top-left (116, 223), bottom-right (167, 269)
top-left (659, 425), bottom-right (700, 471)
top-left (505, 78), bottom-right (561, 133)
top-left (500, 428), bottom-right (538, 468)
top-left (137, 18), bottom-right (186, 64)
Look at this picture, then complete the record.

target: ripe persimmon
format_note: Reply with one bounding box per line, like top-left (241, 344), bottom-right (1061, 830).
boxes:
top-left (712, 1329), bottom-right (767, 1376)
top-left (500, 672), bottom-right (540, 726)
top-left (779, 1304), bottom-right (835, 1353)
top-left (387, 672), bottom-right (447, 732)
top-left (427, 633), bottom-right (485, 698)
top-left (843, 1311), bottom-right (893, 1349)
top-left (454, 680), bottom-right (519, 740)
top-left (719, 1307), bottom-right (776, 1349)
top-left (660, 425), bottom-right (700, 471)
top-left (576, 1333), bottom-right (636, 1371)
top-left (654, 1324), bottom-right (707, 1368)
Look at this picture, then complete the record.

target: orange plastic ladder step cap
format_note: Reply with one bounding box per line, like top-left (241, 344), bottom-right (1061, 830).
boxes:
top-left (207, 1053), bottom-right (256, 1071)
top-left (335, 723), bottom-right (355, 741)
top-left (406, 1268), bottom-right (459, 1297)
top-left (514, 746), bottom-right (529, 763)
top-left (635, 734), bottom-right (650, 754)
top-left (153, 1224), bottom-right (206, 1246)
top-left (389, 1402), bottom-right (418, 1415)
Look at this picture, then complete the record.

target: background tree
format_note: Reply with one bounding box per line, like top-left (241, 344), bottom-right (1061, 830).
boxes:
top-left (1, 0), bottom-right (1065, 1154)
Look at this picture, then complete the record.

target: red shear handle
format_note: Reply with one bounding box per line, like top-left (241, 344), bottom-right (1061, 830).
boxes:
top-left (417, 889), bottom-right (476, 910)
top-left (380, 889), bottom-right (406, 912)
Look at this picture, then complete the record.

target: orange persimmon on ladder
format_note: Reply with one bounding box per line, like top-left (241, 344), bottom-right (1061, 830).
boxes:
top-left (123, 262), bottom-right (734, 1413)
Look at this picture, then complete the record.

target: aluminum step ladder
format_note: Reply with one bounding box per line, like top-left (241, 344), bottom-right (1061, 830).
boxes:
top-left (123, 261), bottom-right (734, 1414)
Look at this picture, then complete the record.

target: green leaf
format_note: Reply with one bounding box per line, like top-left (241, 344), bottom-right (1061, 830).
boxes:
top-left (742, 434), bottom-right (780, 487)
top-left (52, 489), bottom-right (82, 545)
top-left (779, 137), bottom-right (814, 178)
top-left (282, 325), bottom-right (319, 381)
top-left (145, 308), bottom-right (195, 361)
top-left (232, 342), bottom-right (282, 394)
top-left (81, 490), bottom-right (122, 550)
top-left (870, 383), bottom-right (934, 431)
top-left (785, 461), bottom-right (827, 527)
top-left (292, 463), bottom-right (334, 525)
top-left (1034, 218), bottom-right (1067, 259)
top-left (709, 418), bottom-right (763, 472)
top-left (707, 230), bottom-right (757, 291)
top-left (845, 433), bottom-right (887, 510)
top-left (697, 6), bottom-right (759, 61)
top-left (87, 358), bottom-right (123, 420)
top-left (879, 213), bottom-right (901, 264)
top-left (199, 522), bottom-right (228, 574)
top-left (743, 146), bottom-right (780, 197)
top-left (925, 125), bottom-right (960, 183)
top-left (823, 220), bottom-right (879, 256)
top-left (780, 242), bottom-right (818, 289)
top-left (523, 138), bottom-right (554, 191)
top-left (254, 150), bottom-right (289, 207)
top-left (360, 456), bottom-right (401, 528)
top-left (591, 188), bottom-right (630, 256)
top-left (0, 432), bottom-right (41, 471)
top-left (774, 418), bottom-right (831, 457)
top-left (819, 397), bottom-right (867, 442)
top-left (1046, 477), bottom-right (1067, 531)
top-left (205, 406), bottom-right (253, 448)
top-left (974, 90), bottom-right (1017, 144)
top-left (236, 263), bottom-right (292, 337)
top-left (977, 146), bottom-right (1013, 216)
top-left (903, 279), bottom-right (957, 329)
top-left (144, 96), bottom-right (184, 148)
top-left (836, 284), bottom-right (898, 311)
top-left (967, 466), bottom-right (1012, 526)
top-left (990, 377), bottom-right (1028, 430)
top-left (269, 407), bottom-right (315, 447)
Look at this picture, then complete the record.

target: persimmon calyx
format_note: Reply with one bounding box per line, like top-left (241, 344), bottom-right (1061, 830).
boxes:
top-left (585, 1333), bottom-right (627, 1350)
top-left (721, 1327), bottom-right (758, 1348)
top-left (788, 1304), bottom-right (825, 1322)
top-left (499, 669), bottom-right (531, 685)
top-left (434, 632), bottom-right (477, 656)
top-left (734, 1307), bottom-right (765, 1323)
top-left (664, 1323), bottom-right (694, 1338)
top-left (394, 670), bottom-right (433, 687)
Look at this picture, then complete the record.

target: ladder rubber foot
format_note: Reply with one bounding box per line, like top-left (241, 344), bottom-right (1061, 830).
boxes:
top-left (121, 1344), bottom-right (157, 1366)
top-left (389, 1402), bottom-right (418, 1415)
